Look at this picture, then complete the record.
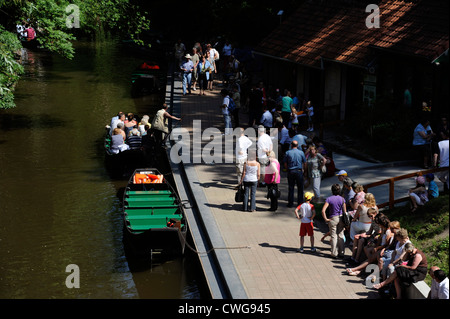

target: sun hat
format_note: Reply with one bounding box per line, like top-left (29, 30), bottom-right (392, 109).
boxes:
top-left (336, 170), bottom-right (347, 176)
top-left (304, 192), bottom-right (314, 200)
top-left (185, 54), bottom-right (191, 59)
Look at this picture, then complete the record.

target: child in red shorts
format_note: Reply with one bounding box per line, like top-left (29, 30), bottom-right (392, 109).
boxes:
top-left (294, 192), bottom-right (316, 253)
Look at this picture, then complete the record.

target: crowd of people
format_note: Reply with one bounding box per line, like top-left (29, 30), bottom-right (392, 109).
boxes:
top-left (174, 39), bottom-right (243, 97)
top-left (413, 115), bottom-right (449, 194)
top-left (106, 104), bottom-right (181, 156)
top-left (234, 133), bottom-right (448, 299)
top-left (316, 172), bottom-right (447, 299)
top-left (16, 22), bottom-right (36, 41)
top-left (234, 124), bottom-right (334, 214)
top-left (103, 39), bottom-right (449, 300)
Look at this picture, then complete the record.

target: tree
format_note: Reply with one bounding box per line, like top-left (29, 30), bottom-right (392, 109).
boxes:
top-left (0, 0), bottom-right (151, 109)
top-left (0, 25), bottom-right (24, 109)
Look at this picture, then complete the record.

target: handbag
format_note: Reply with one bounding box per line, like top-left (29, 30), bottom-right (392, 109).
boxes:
top-left (235, 186), bottom-right (244, 202)
top-left (267, 184), bottom-right (281, 199)
top-left (341, 211), bottom-right (350, 227)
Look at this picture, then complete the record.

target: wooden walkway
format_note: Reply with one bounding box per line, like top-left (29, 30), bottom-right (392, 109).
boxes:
top-left (167, 76), bottom-right (423, 299)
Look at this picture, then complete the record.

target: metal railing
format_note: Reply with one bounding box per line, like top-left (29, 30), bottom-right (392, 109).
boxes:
top-left (363, 167), bottom-right (448, 209)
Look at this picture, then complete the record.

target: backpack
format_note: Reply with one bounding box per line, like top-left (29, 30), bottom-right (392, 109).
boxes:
top-left (212, 48), bottom-right (219, 61)
top-left (227, 97), bottom-right (236, 112)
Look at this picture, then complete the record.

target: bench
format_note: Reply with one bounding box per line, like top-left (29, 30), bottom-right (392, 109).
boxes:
top-left (125, 215), bottom-right (184, 231)
top-left (126, 190), bottom-right (173, 197)
top-left (124, 207), bottom-right (179, 216)
top-left (405, 281), bottom-right (430, 299)
top-left (125, 197), bottom-right (176, 207)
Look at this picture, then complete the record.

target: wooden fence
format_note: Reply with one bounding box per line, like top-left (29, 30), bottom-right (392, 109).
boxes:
top-left (363, 167), bottom-right (448, 209)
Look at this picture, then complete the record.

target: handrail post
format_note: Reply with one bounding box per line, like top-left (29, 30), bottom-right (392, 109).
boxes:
top-left (389, 178), bottom-right (395, 210)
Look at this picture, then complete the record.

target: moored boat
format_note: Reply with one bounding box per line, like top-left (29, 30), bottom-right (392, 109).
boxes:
top-left (131, 61), bottom-right (166, 97)
top-left (122, 168), bottom-right (187, 255)
top-left (103, 126), bottom-right (148, 177)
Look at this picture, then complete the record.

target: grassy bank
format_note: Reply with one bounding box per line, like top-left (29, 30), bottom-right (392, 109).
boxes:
top-left (382, 195), bottom-right (449, 285)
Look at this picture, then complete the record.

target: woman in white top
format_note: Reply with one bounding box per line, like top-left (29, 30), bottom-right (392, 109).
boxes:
top-left (239, 150), bottom-right (260, 212)
top-left (346, 213), bottom-right (394, 276)
top-left (350, 193), bottom-right (378, 240)
top-left (385, 228), bottom-right (411, 279)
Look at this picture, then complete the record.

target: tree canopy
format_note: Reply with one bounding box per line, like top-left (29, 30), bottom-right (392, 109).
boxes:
top-left (0, 0), bottom-right (151, 109)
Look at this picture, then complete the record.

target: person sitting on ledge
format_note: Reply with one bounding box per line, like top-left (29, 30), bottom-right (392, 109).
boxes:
top-left (373, 242), bottom-right (428, 299)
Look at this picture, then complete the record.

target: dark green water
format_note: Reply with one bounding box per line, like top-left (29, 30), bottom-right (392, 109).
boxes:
top-left (0, 40), bottom-right (206, 299)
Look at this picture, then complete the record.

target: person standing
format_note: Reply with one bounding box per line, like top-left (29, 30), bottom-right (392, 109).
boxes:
top-left (321, 184), bottom-right (347, 258)
top-left (260, 104), bottom-right (273, 129)
top-left (294, 192), bottom-right (316, 253)
top-left (265, 151), bottom-right (280, 211)
top-left (248, 85), bottom-right (264, 127)
top-left (235, 128), bottom-right (252, 186)
top-left (25, 24), bottom-right (36, 41)
top-left (222, 40), bottom-right (233, 70)
top-left (257, 125), bottom-right (273, 186)
top-left (306, 101), bottom-right (314, 131)
top-left (191, 47), bottom-right (200, 92)
top-left (231, 84), bottom-right (241, 128)
top-left (239, 150), bottom-right (260, 212)
top-left (151, 103), bottom-right (181, 145)
top-left (174, 39), bottom-right (186, 69)
top-left (284, 140), bottom-right (306, 208)
top-left (281, 90), bottom-right (293, 126)
top-left (180, 54), bottom-right (194, 95)
top-left (197, 54), bottom-right (211, 96)
top-left (412, 118), bottom-right (435, 168)
top-left (205, 50), bottom-right (216, 91)
top-left (305, 145), bottom-right (325, 202)
top-left (220, 89), bottom-right (233, 136)
top-left (433, 130), bottom-right (449, 194)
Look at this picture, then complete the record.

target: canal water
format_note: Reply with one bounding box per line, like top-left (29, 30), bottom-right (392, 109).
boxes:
top-left (0, 39), bottom-right (207, 299)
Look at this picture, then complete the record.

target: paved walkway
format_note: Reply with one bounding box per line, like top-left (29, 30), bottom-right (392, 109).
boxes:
top-left (170, 77), bottom-right (428, 299)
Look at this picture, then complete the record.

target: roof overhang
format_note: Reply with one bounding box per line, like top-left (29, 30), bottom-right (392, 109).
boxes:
top-left (432, 48), bottom-right (449, 64)
top-left (252, 50), bottom-right (323, 70)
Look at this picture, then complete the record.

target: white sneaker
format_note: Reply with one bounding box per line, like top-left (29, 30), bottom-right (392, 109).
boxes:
top-left (193, 87), bottom-right (197, 91)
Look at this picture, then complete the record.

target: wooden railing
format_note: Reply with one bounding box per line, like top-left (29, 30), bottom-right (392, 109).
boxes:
top-left (363, 167), bottom-right (448, 209)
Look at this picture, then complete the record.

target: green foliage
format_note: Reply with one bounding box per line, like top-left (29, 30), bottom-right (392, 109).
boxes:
top-left (0, 0), bottom-right (151, 109)
top-left (0, 26), bottom-right (24, 109)
top-left (20, 0), bottom-right (76, 59)
top-left (385, 195), bottom-right (449, 240)
top-left (383, 195), bottom-right (449, 284)
top-left (424, 237), bottom-right (449, 284)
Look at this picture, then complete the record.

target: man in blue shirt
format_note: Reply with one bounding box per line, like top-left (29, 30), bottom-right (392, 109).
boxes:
top-left (284, 140), bottom-right (306, 207)
top-left (260, 105), bottom-right (273, 129)
top-left (180, 54), bottom-right (194, 95)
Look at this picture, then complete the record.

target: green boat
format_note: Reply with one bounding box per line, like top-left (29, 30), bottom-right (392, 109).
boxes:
top-left (130, 61), bottom-right (166, 97)
top-left (122, 168), bottom-right (187, 255)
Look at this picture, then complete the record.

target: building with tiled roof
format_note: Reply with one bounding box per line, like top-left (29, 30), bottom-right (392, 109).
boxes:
top-left (254, 0), bottom-right (449, 124)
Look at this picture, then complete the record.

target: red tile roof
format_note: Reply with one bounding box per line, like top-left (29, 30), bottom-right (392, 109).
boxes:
top-left (254, 0), bottom-right (449, 68)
